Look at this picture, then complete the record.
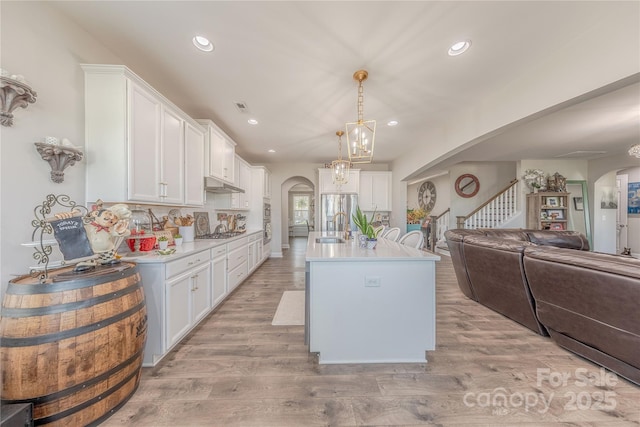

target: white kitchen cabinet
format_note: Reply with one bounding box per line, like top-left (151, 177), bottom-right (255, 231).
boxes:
top-left (318, 168), bottom-right (360, 194)
top-left (137, 248), bottom-right (212, 366)
top-left (160, 106), bottom-right (185, 204)
top-left (231, 156), bottom-right (251, 209)
top-left (252, 166), bottom-right (272, 200)
top-left (227, 236), bottom-right (248, 293)
top-left (185, 122), bottom-right (205, 206)
top-left (359, 171), bottom-right (392, 211)
top-left (83, 64), bottom-right (203, 206)
top-left (198, 119), bottom-right (236, 184)
top-left (128, 83), bottom-right (161, 202)
top-left (166, 261), bottom-right (210, 348)
top-left (211, 244), bottom-right (227, 308)
top-left (247, 232), bottom-right (263, 273)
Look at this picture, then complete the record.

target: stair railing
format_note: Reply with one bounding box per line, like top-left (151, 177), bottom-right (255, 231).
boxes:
top-left (456, 179), bottom-right (519, 229)
top-left (428, 208), bottom-right (450, 251)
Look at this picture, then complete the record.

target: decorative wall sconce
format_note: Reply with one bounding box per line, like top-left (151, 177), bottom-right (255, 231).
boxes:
top-left (35, 137), bottom-right (84, 183)
top-left (1, 70), bottom-right (37, 126)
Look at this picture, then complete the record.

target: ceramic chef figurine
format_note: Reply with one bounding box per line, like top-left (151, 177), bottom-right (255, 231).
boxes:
top-left (80, 201), bottom-right (131, 266)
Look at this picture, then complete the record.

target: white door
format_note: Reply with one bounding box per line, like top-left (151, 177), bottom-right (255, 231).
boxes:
top-left (616, 175), bottom-right (628, 253)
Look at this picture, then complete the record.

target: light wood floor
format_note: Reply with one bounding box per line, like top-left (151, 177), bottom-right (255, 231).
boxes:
top-left (103, 237), bottom-right (640, 426)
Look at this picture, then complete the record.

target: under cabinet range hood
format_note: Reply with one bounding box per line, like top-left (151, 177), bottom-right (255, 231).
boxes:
top-left (204, 177), bottom-right (244, 193)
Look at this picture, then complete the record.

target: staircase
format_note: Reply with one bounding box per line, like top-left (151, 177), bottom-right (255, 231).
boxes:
top-left (425, 179), bottom-right (520, 253)
top-left (456, 179), bottom-right (519, 229)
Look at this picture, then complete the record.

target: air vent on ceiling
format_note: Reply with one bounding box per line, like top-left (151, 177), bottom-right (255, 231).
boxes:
top-left (554, 150), bottom-right (607, 158)
top-left (234, 101), bottom-right (249, 113)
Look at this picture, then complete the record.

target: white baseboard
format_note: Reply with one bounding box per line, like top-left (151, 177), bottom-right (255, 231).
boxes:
top-left (271, 251), bottom-right (284, 258)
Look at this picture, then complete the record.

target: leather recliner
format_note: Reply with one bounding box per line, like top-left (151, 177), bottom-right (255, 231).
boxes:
top-left (524, 246), bottom-right (640, 385)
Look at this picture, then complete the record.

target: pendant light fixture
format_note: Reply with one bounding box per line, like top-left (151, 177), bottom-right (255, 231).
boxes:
top-left (629, 144), bottom-right (640, 158)
top-left (331, 130), bottom-right (350, 185)
top-left (346, 70), bottom-right (376, 164)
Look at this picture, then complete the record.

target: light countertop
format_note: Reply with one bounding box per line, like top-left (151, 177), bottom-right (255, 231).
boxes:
top-left (120, 229), bottom-right (262, 264)
top-left (306, 232), bottom-right (440, 262)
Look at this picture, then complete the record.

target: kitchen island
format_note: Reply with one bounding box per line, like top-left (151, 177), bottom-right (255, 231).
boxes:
top-left (305, 232), bottom-right (440, 364)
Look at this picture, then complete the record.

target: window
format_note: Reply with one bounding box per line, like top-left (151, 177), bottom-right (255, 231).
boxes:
top-left (293, 195), bottom-right (310, 225)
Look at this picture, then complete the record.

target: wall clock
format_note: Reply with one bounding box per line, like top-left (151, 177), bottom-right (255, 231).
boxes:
top-left (418, 180), bottom-right (437, 212)
top-left (455, 174), bottom-right (480, 198)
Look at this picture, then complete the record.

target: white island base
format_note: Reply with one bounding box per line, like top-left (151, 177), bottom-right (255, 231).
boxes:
top-left (306, 233), bottom-right (439, 364)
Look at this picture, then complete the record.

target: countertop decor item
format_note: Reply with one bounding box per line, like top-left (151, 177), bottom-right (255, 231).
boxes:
top-left (194, 211), bottom-right (211, 237)
top-left (346, 70), bottom-right (376, 164)
top-left (34, 138), bottom-right (83, 183)
top-left (28, 194), bottom-right (89, 282)
top-left (352, 205), bottom-right (380, 248)
top-left (0, 71), bottom-right (37, 126)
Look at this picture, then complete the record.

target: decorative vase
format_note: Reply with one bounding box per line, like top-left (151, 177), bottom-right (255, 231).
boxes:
top-left (158, 240), bottom-right (169, 250)
top-left (359, 234), bottom-right (367, 248)
top-left (174, 237), bottom-right (183, 246)
top-left (366, 238), bottom-right (377, 249)
top-left (179, 225), bottom-right (194, 242)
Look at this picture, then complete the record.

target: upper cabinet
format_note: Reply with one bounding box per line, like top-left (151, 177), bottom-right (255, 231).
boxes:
top-left (184, 123), bottom-right (205, 206)
top-left (318, 169), bottom-right (360, 194)
top-left (231, 155), bottom-right (251, 209)
top-left (252, 166), bottom-right (272, 201)
top-left (82, 64), bottom-right (204, 206)
top-left (359, 171), bottom-right (392, 211)
top-left (197, 119), bottom-right (236, 184)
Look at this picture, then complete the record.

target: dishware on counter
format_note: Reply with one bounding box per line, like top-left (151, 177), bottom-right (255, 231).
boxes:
top-left (126, 233), bottom-right (156, 252)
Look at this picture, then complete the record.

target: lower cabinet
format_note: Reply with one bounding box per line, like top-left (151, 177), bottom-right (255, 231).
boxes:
top-left (138, 231), bottom-right (267, 367)
top-left (211, 244), bottom-right (227, 308)
top-left (227, 236), bottom-right (248, 293)
top-left (166, 261), bottom-right (210, 348)
top-left (247, 233), bottom-right (263, 273)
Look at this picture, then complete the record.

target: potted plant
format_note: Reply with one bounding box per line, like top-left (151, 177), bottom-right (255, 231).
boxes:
top-left (157, 235), bottom-right (169, 250)
top-left (352, 206), bottom-right (381, 249)
top-left (173, 233), bottom-right (183, 246)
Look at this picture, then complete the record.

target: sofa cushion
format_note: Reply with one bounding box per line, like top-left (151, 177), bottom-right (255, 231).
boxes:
top-left (524, 246), bottom-right (640, 384)
top-left (481, 229), bottom-right (529, 241)
top-left (525, 230), bottom-right (589, 251)
top-left (462, 236), bottom-right (546, 335)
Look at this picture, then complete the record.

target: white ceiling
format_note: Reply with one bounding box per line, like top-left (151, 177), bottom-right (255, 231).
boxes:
top-left (50, 1), bottom-right (640, 178)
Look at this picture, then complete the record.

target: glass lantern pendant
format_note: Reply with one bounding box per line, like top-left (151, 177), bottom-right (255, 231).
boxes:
top-left (331, 130), bottom-right (350, 185)
top-left (346, 70), bottom-right (376, 164)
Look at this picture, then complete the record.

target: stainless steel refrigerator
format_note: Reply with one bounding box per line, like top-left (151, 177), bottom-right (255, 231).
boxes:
top-left (320, 194), bottom-right (358, 232)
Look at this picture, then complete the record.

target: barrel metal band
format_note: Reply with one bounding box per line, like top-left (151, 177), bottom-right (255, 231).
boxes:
top-left (0, 283), bottom-right (141, 318)
top-left (6, 267), bottom-right (139, 295)
top-left (0, 348), bottom-right (143, 406)
top-left (34, 367), bottom-right (141, 426)
top-left (0, 301), bottom-right (146, 347)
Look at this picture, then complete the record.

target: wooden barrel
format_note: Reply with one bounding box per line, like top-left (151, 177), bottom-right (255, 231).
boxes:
top-left (0, 262), bottom-right (147, 426)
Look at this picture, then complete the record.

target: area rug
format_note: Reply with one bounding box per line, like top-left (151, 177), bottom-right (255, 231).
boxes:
top-left (271, 291), bottom-right (305, 326)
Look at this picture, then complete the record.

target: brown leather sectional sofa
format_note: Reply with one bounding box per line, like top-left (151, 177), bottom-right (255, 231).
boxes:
top-left (444, 228), bottom-right (640, 385)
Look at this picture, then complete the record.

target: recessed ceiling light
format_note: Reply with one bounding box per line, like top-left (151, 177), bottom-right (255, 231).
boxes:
top-left (268, 149), bottom-right (276, 153)
top-left (387, 120), bottom-right (398, 126)
top-left (192, 35), bottom-right (214, 52)
top-left (248, 119), bottom-right (258, 125)
top-left (448, 40), bottom-right (471, 56)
